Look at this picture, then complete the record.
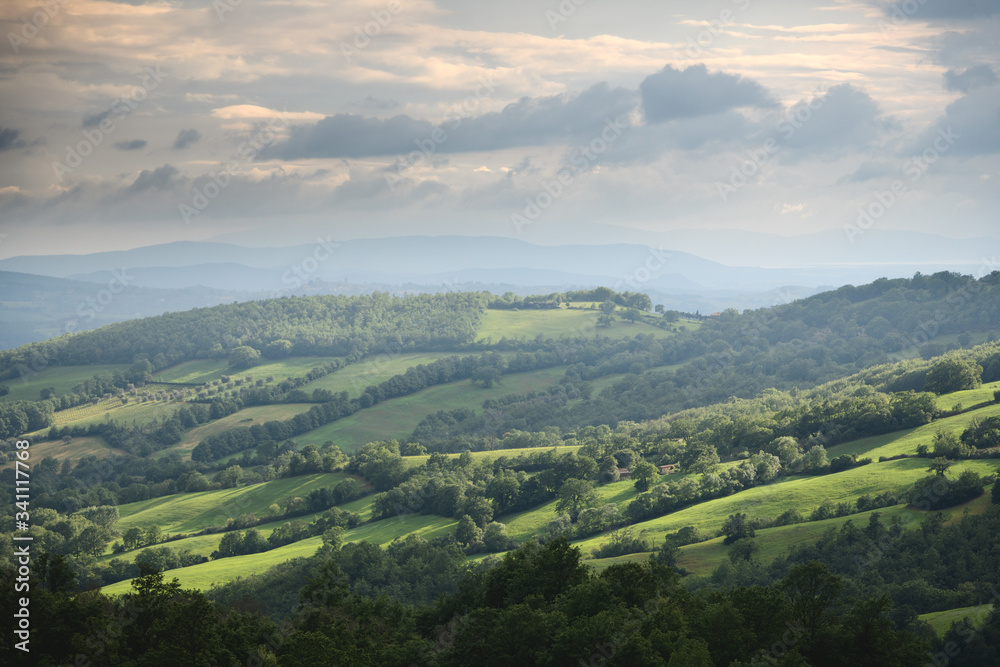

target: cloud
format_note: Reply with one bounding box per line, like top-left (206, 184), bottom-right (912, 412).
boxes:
top-left (262, 82), bottom-right (638, 159)
top-left (210, 105), bottom-right (325, 122)
top-left (918, 85), bottom-right (1000, 155)
top-left (639, 64), bottom-right (775, 124)
top-left (124, 165), bottom-right (180, 195)
top-left (944, 64), bottom-right (998, 93)
top-left (837, 160), bottom-right (897, 184)
top-left (114, 139), bottom-right (147, 151)
top-left (769, 84), bottom-right (895, 159)
top-left (872, 0), bottom-right (1000, 20)
top-left (82, 108), bottom-right (115, 129)
top-left (0, 128), bottom-right (27, 152)
top-left (173, 129), bottom-right (201, 150)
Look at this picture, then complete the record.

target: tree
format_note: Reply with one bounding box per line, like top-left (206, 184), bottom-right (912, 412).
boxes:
top-left (264, 339), bottom-right (293, 358)
top-left (483, 522), bottom-right (510, 552)
top-left (123, 526), bottom-right (144, 551)
top-left (456, 514), bottom-right (482, 545)
top-left (228, 345), bottom-right (261, 370)
top-left (631, 460), bottom-right (659, 492)
top-left (472, 366), bottom-right (502, 388)
top-left (728, 537), bottom-right (759, 563)
top-left (597, 313), bottom-right (615, 328)
top-left (217, 464), bottom-right (243, 488)
top-left (927, 457), bottom-right (954, 477)
top-left (925, 357), bottom-right (983, 394)
top-left (722, 513), bottom-right (755, 544)
top-left (623, 308), bottom-right (642, 323)
top-left (555, 479), bottom-right (599, 520)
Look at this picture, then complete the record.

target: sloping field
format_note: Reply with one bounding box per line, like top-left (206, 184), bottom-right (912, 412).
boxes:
top-left (117, 472), bottom-right (351, 535)
top-left (0, 363), bottom-right (129, 402)
top-left (297, 352), bottom-right (460, 398)
top-left (572, 458), bottom-right (1000, 557)
top-left (101, 512), bottom-right (457, 595)
top-left (153, 356), bottom-right (343, 385)
top-left (476, 308), bottom-right (689, 342)
top-left (933, 380), bottom-right (1000, 411)
top-left (1, 435), bottom-right (124, 470)
top-left (160, 402), bottom-right (319, 458)
top-left (402, 444), bottom-right (583, 470)
top-left (829, 401), bottom-right (1000, 460)
top-left (920, 604), bottom-right (995, 637)
top-left (292, 366), bottom-right (569, 452)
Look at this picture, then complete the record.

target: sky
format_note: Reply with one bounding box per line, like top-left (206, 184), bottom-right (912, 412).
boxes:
top-left (0, 0), bottom-right (998, 261)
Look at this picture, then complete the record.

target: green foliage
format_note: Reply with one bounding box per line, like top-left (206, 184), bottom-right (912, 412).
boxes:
top-left (554, 478), bottom-right (598, 519)
top-left (722, 513), bottom-right (756, 544)
top-left (926, 357), bottom-right (984, 395)
top-left (631, 459), bottom-right (659, 492)
top-left (961, 415), bottom-right (1000, 450)
top-left (228, 345), bottom-right (261, 369)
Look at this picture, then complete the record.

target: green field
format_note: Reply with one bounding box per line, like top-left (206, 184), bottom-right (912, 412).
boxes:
top-left (43, 390), bottom-right (184, 433)
top-left (829, 401), bottom-right (1000, 460)
top-left (0, 363), bottom-right (130, 403)
top-left (159, 403), bottom-right (320, 459)
top-left (933, 380), bottom-right (1000, 411)
top-left (402, 444), bottom-right (583, 470)
top-left (572, 458), bottom-right (1000, 557)
top-left (920, 604), bottom-right (996, 637)
top-left (297, 352), bottom-right (459, 398)
top-left (476, 308), bottom-right (689, 343)
top-left (101, 512), bottom-right (456, 595)
top-left (154, 356), bottom-right (343, 385)
top-left (0, 435), bottom-right (123, 470)
top-left (117, 472), bottom-right (352, 535)
top-left (292, 365), bottom-right (570, 452)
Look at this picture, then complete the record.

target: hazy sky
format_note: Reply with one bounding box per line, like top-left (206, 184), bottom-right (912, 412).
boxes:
top-left (0, 0), bottom-right (998, 259)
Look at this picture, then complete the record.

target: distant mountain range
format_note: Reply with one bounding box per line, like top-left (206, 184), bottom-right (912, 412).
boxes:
top-left (2, 233), bottom-right (995, 349)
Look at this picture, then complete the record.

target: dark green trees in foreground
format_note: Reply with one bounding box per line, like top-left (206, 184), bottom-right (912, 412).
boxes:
top-left (2, 537), bottom-right (943, 666)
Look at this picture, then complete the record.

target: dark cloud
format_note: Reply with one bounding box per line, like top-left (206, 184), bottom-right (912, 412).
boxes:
top-left (114, 139), bottom-right (147, 151)
top-left (268, 113), bottom-right (431, 159)
top-left (124, 164), bottom-right (180, 194)
top-left (173, 128), bottom-right (201, 149)
top-left (262, 83), bottom-right (638, 160)
top-left (639, 64), bottom-right (775, 123)
top-left (873, 0), bottom-right (1000, 20)
top-left (917, 86), bottom-right (1000, 155)
top-left (0, 127), bottom-right (27, 152)
top-left (769, 84), bottom-right (895, 159)
top-left (944, 64), bottom-right (998, 93)
top-left (836, 161), bottom-right (897, 184)
top-left (82, 108), bottom-right (115, 129)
